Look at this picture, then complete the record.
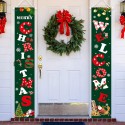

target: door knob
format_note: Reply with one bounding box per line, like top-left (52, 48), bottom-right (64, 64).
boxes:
top-left (38, 63), bottom-right (42, 78)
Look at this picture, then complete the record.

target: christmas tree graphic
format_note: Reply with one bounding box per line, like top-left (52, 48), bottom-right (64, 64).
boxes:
top-left (15, 103), bottom-right (24, 117)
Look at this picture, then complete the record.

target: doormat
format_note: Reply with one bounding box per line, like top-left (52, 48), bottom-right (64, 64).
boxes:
top-left (42, 122), bottom-right (85, 125)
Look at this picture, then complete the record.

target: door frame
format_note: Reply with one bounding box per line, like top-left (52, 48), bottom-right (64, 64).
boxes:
top-left (34, 0), bottom-right (91, 118)
top-left (34, 0), bottom-right (38, 118)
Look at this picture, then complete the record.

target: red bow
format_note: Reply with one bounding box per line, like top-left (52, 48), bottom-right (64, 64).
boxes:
top-left (56, 10), bottom-right (72, 36)
top-left (0, 17), bottom-right (7, 34)
top-left (120, 15), bottom-right (125, 39)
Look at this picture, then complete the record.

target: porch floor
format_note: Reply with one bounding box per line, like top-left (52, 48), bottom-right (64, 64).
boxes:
top-left (0, 122), bottom-right (125, 125)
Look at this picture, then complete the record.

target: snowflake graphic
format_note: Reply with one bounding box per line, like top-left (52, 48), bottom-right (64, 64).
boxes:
top-left (19, 63), bottom-right (22, 67)
top-left (29, 34), bottom-right (33, 37)
top-left (94, 44), bottom-right (99, 49)
top-left (15, 101), bottom-right (19, 104)
top-left (105, 33), bottom-right (108, 37)
top-left (93, 9), bottom-right (97, 13)
top-left (28, 77), bottom-right (31, 80)
top-left (102, 12), bottom-right (106, 15)
top-left (97, 13), bottom-right (101, 17)
top-left (106, 17), bottom-right (109, 20)
top-left (107, 74), bottom-right (111, 77)
top-left (16, 48), bottom-right (21, 52)
top-left (17, 21), bottom-right (20, 24)
top-left (16, 88), bottom-right (19, 91)
top-left (29, 91), bottom-right (34, 95)
top-left (27, 55), bottom-right (31, 58)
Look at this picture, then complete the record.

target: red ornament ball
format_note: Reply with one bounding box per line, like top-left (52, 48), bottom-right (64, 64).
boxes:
top-left (20, 8), bottom-right (24, 12)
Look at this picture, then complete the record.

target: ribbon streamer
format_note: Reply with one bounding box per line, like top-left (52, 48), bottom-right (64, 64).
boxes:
top-left (0, 17), bottom-right (7, 34)
top-left (120, 15), bottom-right (125, 39)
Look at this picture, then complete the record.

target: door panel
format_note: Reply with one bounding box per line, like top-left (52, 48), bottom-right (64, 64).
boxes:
top-left (38, 0), bottom-right (89, 103)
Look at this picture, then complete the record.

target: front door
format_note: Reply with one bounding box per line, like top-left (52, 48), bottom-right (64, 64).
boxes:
top-left (37, 0), bottom-right (89, 115)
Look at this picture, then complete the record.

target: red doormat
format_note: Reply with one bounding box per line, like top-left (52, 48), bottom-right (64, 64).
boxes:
top-left (42, 122), bottom-right (85, 125)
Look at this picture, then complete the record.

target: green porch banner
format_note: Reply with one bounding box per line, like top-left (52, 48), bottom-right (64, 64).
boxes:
top-left (15, 7), bottom-right (35, 118)
top-left (91, 8), bottom-right (111, 118)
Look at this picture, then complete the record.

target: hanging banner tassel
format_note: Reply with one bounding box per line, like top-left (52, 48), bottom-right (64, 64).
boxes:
top-left (0, 17), bottom-right (7, 34)
top-left (121, 27), bottom-right (125, 39)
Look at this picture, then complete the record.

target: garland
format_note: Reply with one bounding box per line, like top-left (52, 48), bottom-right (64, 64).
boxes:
top-left (43, 10), bottom-right (85, 55)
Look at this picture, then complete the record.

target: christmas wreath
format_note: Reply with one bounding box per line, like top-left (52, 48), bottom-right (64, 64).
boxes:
top-left (43, 10), bottom-right (85, 55)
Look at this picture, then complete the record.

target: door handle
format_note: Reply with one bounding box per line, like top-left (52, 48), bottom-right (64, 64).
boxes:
top-left (38, 63), bottom-right (42, 78)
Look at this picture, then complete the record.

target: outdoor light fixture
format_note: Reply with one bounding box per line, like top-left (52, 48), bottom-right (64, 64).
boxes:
top-left (120, 0), bottom-right (125, 15)
top-left (0, 0), bottom-right (7, 13)
top-left (0, 0), bottom-right (7, 34)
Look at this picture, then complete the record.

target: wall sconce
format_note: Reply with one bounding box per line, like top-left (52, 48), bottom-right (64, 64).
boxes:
top-left (120, 0), bottom-right (125, 15)
top-left (0, 0), bottom-right (7, 34)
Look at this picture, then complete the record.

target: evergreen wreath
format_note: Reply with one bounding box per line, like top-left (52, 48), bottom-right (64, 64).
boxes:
top-left (43, 10), bottom-right (85, 55)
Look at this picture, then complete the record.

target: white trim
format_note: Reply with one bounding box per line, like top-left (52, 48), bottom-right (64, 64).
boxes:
top-left (16, 0), bottom-right (33, 7)
top-left (11, 0), bottom-right (15, 119)
top-left (91, 0), bottom-right (111, 8)
top-left (34, 0), bottom-right (38, 118)
top-left (111, 7), bottom-right (114, 118)
top-left (89, 0), bottom-right (92, 118)
top-left (111, 0), bottom-right (115, 119)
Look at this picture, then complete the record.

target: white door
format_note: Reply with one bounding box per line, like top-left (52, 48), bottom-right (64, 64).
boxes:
top-left (37, 0), bottom-right (89, 104)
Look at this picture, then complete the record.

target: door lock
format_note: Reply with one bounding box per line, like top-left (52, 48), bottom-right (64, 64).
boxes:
top-left (38, 56), bottom-right (42, 61)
